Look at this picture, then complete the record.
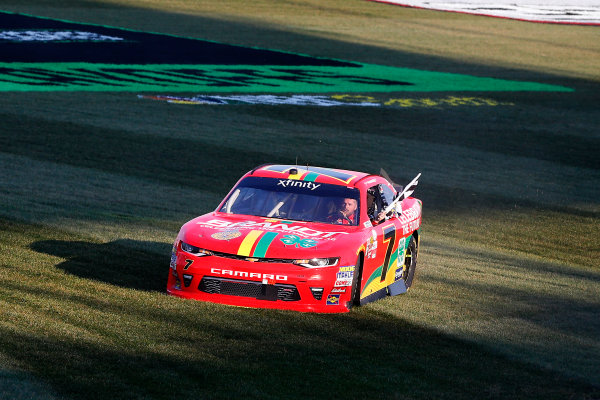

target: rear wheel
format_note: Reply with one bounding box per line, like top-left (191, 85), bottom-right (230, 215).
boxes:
top-left (402, 236), bottom-right (417, 288)
top-left (350, 254), bottom-right (363, 306)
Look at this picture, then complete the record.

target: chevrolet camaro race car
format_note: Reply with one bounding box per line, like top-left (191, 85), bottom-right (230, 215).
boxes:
top-left (167, 164), bottom-right (422, 313)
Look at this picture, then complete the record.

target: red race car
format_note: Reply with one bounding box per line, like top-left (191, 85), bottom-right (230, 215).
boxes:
top-left (167, 164), bottom-right (422, 313)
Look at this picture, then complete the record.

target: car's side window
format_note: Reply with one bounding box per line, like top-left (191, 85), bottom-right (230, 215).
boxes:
top-left (367, 184), bottom-right (385, 222)
top-left (380, 184), bottom-right (395, 210)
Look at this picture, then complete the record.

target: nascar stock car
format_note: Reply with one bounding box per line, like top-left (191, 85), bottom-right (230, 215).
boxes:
top-left (167, 164), bottom-right (422, 313)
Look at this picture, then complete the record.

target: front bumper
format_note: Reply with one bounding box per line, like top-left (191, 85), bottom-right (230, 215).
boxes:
top-left (166, 251), bottom-right (354, 313)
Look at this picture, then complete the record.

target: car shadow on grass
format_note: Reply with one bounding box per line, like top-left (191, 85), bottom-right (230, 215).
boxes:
top-left (30, 239), bottom-right (170, 292)
top-left (20, 240), bottom-right (599, 400)
top-left (0, 301), bottom-right (598, 400)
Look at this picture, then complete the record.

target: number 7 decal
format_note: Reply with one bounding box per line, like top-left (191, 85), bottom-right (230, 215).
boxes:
top-left (380, 225), bottom-right (396, 282)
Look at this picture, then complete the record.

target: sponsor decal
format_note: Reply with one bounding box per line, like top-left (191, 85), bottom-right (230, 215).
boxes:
top-left (277, 179), bottom-right (321, 190)
top-left (372, 96), bottom-right (513, 107)
top-left (326, 294), bottom-right (341, 305)
top-left (334, 278), bottom-right (353, 287)
top-left (394, 238), bottom-right (407, 282)
top-left (330, 287), bottom-right (347, 293)
top-left (398, 203), bottom-right (421, 234)
top-left (398, 237), bottom-right (407, 255)
top-left (211, 230), bottom-right (242, 240)
top-left (0, 29), bottom-right (125, 42)
top-left (280, 234), bottom-right (318, 248)
top-left (0, 12), bottom-right (572, 92)
top-left (398, 202), bottom-right (421, 224)
top-left (0, 63), bottom-right (415, 92)
top-left (210, 267), bottom-right (288, 281)
top-left (395, 265), bottom-right (405, 282)
top-left (200, 219), bottom-right (349, 239)
top-left (366, 230), bottom-right (378, 259)
top-left (172, 271), bottom-right (182, 290)
top-left (265, 165), bottom-right (358, 185)
top-left (401, 218), bottom-right (421, 235)
top-left (139, 94), bottom-right (516, 108)
top-left (400, 208), bottom-right (419, 223)
top-left (335, 267), bottom-right (355, 287)
top-left (0, 63), bottom-right (568, 92)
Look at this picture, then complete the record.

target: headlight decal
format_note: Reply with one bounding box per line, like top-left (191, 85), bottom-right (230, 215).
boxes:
top-left (180, 241), bottom-right (213, 256)
top-left (293, 257), bottom-right (339, 268)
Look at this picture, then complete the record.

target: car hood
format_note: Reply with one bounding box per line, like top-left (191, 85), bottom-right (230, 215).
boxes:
top-left (178, 212), bottom-right (359, 259)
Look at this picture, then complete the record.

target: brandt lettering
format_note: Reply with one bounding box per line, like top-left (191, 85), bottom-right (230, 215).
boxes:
top-left (201, 219), bottom-right (349, 239)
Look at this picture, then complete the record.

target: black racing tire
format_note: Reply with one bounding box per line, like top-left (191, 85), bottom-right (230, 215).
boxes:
top-left (403, 236), bottom-right (418, 289)
top-left (350, 254), bottom-right (363, 307)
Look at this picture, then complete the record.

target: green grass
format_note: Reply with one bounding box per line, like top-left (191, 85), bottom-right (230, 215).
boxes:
top-left (0, 220), bottom-right (597, 399)
top-left (0, 0), bottom-right (599, 399)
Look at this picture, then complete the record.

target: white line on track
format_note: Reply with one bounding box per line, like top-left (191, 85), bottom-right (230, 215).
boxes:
top-left (369, 0), bottom-right (600, 24)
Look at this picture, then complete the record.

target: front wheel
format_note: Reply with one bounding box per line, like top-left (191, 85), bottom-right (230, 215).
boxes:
top-left (402, 236), bottom-right (417, 289)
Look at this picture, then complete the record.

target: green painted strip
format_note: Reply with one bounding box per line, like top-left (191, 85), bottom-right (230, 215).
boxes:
top-left (253, 231), bottom-right (279, 258)
top-left (389, 248), bottom-right (398, 267)
top-left (0, 62), bottom-right (572, 92)
top-left (303, 172), bottom-right (319, 182)
top-left (364, 265), bottom-right (383, 289)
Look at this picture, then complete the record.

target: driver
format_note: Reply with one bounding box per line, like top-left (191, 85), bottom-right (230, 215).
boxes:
top-left (329, 198), bottom-right (357, 225)
top-left (367, 189), bottom-right (386, 224)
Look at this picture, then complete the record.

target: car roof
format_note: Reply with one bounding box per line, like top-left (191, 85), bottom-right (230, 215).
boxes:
top-left (249, 164), bottom-right (371, 187)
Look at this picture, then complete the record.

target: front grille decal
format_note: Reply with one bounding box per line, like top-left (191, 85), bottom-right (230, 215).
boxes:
top-left (199, 277), bottom-right (300, 301)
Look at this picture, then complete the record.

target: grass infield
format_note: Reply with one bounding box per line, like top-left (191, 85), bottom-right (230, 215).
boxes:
top-left (0, 0), bottom-right (599, 399)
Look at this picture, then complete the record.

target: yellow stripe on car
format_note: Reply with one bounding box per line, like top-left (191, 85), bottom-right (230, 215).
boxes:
top-left (237, 230), bottom-right (263, 256)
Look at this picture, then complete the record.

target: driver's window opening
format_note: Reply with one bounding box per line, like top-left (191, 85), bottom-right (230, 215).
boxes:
top-left (367, 184), bottom-right (388, 223)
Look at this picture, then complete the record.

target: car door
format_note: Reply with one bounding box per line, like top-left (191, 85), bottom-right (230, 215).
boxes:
top-left (379, 183), bottom-right (409, 286)
top-left (359, 182), bottom-right (404, 301)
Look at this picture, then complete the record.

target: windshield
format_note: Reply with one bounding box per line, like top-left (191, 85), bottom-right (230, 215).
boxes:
top-left (219, 177), bottom-right (360, 225)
